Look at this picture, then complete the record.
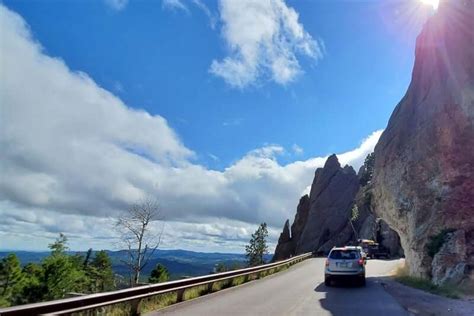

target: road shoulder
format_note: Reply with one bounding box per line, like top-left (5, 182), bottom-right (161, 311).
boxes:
top-left (380, 277), bottom-right (474, 316)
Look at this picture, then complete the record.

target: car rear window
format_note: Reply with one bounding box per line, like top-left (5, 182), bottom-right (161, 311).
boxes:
top-left (329, 250), bottom-right (359, 259)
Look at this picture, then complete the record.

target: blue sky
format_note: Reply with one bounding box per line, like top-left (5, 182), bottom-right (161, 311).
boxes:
top-left (0, 0), bottom-right (436, 252)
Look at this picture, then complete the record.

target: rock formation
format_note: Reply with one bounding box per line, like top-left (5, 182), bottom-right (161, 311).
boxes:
top-left (273, 195), bottom-right (310, 261)
top-left (273, 220), bottom-right (292, 261)
top-left (296, 155), bottom-right (360, 254)
top-left (273, 154), bottom-right (404, 262)
top-left (291, 194), bottom-right (310, 245)
top-left (372, 0), bottom-right (474, 285)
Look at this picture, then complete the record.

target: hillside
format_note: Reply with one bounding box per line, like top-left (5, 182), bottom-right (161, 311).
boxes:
top-left (0, 249), bottom-right (272, 281)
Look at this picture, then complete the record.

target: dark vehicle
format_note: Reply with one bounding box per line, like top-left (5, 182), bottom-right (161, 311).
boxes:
top-left (358, 239), bottom-right (391, 259)
top-left (367, 244), bottom-right (391, 259)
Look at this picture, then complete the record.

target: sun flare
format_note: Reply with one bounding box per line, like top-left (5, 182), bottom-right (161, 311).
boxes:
top-left (420, 0), bottom-right (440, 10)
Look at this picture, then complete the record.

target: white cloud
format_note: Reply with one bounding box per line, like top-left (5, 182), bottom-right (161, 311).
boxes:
top-left (104, 0), bottom-right (129, 11)
top-left (162, 0), bottom-right (217, 29)
top-left (337, 130), bottom-right (383, 170)
top-left (208, 153), bottom-right (220, 161)
top-left (0, 4), bottom-right (380, 253)
top-left (162, 0), bottom-right (189, 13)
top-left (0, 4), bottom-right (192, 217)
top-left (210, 0), bottom-right (323, 88)
top-left (222, 118), bottom-right (243, 127)
top-left (193, 0), bottom-right (218, 29)
top-left (292, 144), bottom-right (304, 155)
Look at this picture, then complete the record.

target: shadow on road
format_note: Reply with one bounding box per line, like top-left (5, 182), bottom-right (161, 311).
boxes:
top-left (314, 277), bottom-right (407, 316)
top-left (314, 278), bottom-right (365, 291)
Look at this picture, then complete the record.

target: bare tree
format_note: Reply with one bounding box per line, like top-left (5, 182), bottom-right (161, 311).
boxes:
top-left (116, 199), bottom-right (163, 287)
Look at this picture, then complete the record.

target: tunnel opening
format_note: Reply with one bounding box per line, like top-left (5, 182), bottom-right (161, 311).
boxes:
top-left (374, 218), bottom-right (404, 258)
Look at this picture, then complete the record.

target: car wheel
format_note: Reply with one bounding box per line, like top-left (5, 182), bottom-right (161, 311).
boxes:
top-left (325, 277), bottom-right (331, 286)
top-left (359, 277), bottom-right (366, 287)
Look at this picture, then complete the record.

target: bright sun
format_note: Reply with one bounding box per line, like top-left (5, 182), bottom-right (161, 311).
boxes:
top-left (420, 0), bottom-right (440, 10)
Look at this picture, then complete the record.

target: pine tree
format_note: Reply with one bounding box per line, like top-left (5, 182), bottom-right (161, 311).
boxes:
top-left (15, 263), bottom-right (44, 305)
top-left (41, 234), bottom-right (88, 300)
top-left (0, 254), bottom-right (24, 306)
top-left (90, 251), bottom-right (115, 291)
top-left (245, 223), bottom-right (269, 267)
top-left (215, 263), bottom-right (227, 273)
top-left (148, 264), bottom-right (169, 283)
top-left (359, 152), bottom-right (375, 186)
top-left (48, 233), bottom-right (68, 255)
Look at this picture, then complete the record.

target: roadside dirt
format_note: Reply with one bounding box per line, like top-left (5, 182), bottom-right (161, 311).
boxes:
top-left (380, 277), bottom-right (474, 316)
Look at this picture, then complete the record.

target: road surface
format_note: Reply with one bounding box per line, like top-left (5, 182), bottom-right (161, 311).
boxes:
top-left (149, 258), bottom-right (408, 316)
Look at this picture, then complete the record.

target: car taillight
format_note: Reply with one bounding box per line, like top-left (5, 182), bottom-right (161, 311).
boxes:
top-left (325, 259), bottom-right (329, 267)
top-left (358, 259), bottom-right (364, 266)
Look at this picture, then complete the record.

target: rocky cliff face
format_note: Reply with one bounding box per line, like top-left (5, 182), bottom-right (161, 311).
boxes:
top-left (273, 154), bottom-right (404, 261)
top-left (273, 195), bottom-right (310, 261)
top-left (274, 155), bottom-right (363, 260)
top-left (372, 0), bottom-right (474, 285)
top-left (296, 155), bottom-right (360, 254)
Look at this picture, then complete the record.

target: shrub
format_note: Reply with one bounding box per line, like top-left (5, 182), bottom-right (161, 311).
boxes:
top-left (426, 229), bottom-right (456, 257)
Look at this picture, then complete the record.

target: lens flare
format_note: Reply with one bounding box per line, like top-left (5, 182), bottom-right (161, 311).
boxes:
top-left (420, 0), bottom-right (439, 10)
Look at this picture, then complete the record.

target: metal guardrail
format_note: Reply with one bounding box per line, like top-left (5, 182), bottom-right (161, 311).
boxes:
top-left (0, 253), bottom-right (312, 316)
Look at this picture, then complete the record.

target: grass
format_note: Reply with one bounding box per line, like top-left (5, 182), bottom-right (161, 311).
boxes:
top-left (184, 284), bottom-right (210, 301)
top-left (396, 275), bottom-right (461, 299)
top-left (71, 261), bottom-right (298, 315)
top-left (139, 292), bottom-right (177, 314)
top-left (393, 264), bottom-right (461, 299)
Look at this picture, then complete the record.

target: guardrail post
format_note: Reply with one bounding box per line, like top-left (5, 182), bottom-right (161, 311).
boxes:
top-left (207, 282), bottom-right (214, 293)
top-left (176, 289), bottom-right (185, 302)
top-left (130, 298), bottom-right (142, 316)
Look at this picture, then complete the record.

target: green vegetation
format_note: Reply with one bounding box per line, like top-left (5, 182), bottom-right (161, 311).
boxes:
top-left (426, 228), bottom-right (456, 257)
top-left (0, 254), bottom-right (23, 306)
top-left (140, 292), bottom-right (177, 314)
top-left (359, 152), bottom-right (375, 186)
top-left (348, 204), bottom-right (360, 240)
top-left (1, 236), bottom-right (302, 313)
top-left (394, 263), bottom-right (460, 299)
top-left (395, 275), bottom-right (460, 299)
top-left (184, 284), bottom-right (209, 301)
top-left (350, 204), bottom-right (359, 222)
top-left (88, 250), bottom-right (115, 292)
top-left (135, 265), bottom-right (292, 314)
top-left (149, 263), bottom-right (170, 283)
top-left (215, 262), bottom-right (228, 273)
top-left (245, 223), bottom-right (269, 267)
top-left (214, 261), bottom-right (244, 273)
top-left (0, 233), bottom-right (116, 307)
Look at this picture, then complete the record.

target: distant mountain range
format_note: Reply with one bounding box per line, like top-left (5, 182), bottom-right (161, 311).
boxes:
top-left (0, 249), bottom-right (273, 280)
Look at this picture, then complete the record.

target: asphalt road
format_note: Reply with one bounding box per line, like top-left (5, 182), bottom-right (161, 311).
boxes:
top-left (149, 258), bottom-right (409, 316)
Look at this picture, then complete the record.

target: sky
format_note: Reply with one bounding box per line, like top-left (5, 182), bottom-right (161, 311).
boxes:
top-left (0, 0), bottom-right (436, 253)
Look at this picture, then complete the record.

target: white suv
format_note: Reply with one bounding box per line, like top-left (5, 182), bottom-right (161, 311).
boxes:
top-left (324, 246), bottom-right (366, 286)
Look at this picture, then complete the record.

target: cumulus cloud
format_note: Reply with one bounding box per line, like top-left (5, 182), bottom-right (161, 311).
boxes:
top-left (0, 4), bottom-right (380, 252)
top-left (104, 0), bottom-right (129, 11)
top-left (210, 0), bottom-right (323, 88)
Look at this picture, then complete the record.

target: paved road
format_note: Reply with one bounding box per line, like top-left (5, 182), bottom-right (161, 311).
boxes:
top-left (149, 258), bottom-right (409, 316)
